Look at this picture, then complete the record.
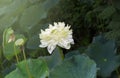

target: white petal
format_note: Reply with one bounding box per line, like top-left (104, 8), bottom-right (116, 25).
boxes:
top-left (65, 44), bottom-right (71, 49)
top-left (65, 26), bottom-right (70, 30)
top-left (49, 24), bottom-right (53, 28)
top-left (39, 40), bottom-right (48, 47)
top-left (68, 38), bottom-right (74, 44)
top-left (71, 41), bottom-right (74, 44)
top-left (58, 42), bottom-right (64, 48)
top-left (68, 30), bottom-right (72, 35)
top-left (47, 44), bottom-right (56, 54)
top-left (63, 40), bottom-right (71, 49)
top-left (58, 22), bottom-right (65, 27)
top-left (39, 44), bottom-right (47, 48)
top-left (54, 22), bottom-right (58, 26)
top-left (41, 29), bottom-right (44, 33)
top-left (68, 35), bottom-right (72, 39)
top-left (58, 40), bottom-right (70, 49)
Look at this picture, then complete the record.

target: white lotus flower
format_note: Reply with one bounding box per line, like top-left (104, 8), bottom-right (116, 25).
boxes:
top-left (39, 22), bottom-right (74, 54)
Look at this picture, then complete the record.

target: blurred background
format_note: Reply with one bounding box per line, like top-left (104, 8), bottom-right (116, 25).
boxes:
top-left (0, 0), bottom-right (120, 78)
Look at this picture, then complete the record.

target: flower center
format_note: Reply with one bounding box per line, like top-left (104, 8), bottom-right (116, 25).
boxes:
top-left (51, 29), bottom-right (68, 41)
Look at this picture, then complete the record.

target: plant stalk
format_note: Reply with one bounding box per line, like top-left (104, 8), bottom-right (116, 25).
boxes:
top-left (116, 69), bottom-right (120, 78)
top-left (57, 46), bottom-right (64, 60)
top-left (22, 46), bottom-right (33, 78)
top-left (14, 45), bottom-right (19, 64)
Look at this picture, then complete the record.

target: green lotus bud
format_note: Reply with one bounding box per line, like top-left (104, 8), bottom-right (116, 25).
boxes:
top-left (15, 38), bottom-right (24, 46)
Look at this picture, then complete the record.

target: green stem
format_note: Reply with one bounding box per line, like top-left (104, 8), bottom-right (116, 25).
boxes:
top-left (57, 47), bottom-right (64, 60)
top-left (0, 48), bottom-right (4, 70)
top-left (0, 62), bottom-right (3, 69)
top-left (22, 46), bottom-right (32, 78)
top-left (14, 45), bottom-right (19, 64)
top-left (116, 69), bottom-right (120, 78)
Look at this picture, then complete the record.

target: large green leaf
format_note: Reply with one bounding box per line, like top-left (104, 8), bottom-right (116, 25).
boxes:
top-left (3, 42), bottom-right (20, 60)
top-left (5, 59), bottom-right (49, 78)
top-left (65, 50), bottom-right (80, 59)
top-left (86, 35), bottom-right (120, 77)
top-left (39, 47), bottom-right (63, 70)
top-left (5, 69), bottom-right (27, 78)
top-left (49, 55), bottom-right (97, 78)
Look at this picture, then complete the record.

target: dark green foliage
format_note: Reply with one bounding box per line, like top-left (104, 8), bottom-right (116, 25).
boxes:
top-left (105, 6), bottom-right (120, 46)
top-left (49, 55), bottom-right (97, 78)
top-left (5, 59), bottom-right (49, 78)
top-left (98, 6), bottom-right (116, 20)
top-left (95, 0), bottom-right (120, 47)
top-left (112, 0), bottom-right (120, 10)
top-left (86, 35), bottom-right (120, 77)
